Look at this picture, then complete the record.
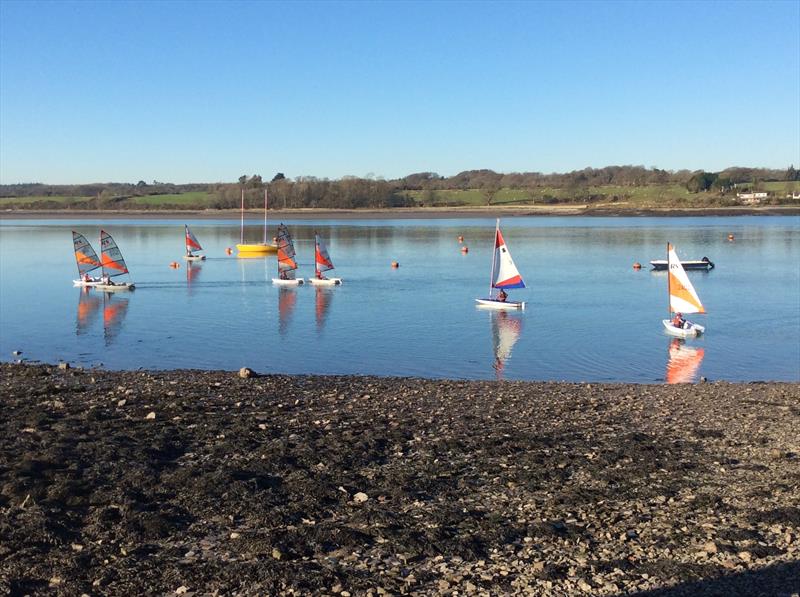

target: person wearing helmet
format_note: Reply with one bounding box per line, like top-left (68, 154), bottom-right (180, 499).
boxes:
top-left (672, 312), bottom-right (686, 329)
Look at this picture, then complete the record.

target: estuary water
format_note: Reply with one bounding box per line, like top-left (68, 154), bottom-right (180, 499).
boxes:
top-left (0, 215), bottom-right (798, 383)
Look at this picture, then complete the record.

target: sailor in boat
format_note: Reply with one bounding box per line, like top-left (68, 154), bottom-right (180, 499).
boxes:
top-left (279, 270), bottom-right (289, 280)
top-left (101, 273), bottom-right (114, 286)
top-left (315, 270), bottom-right (326, 281)
top-left (83, 273), bottom-right (92, 283)
top-left (497, 289), bottom-right (508, 302)
top-left (672, 312), bottom-right (686, 329)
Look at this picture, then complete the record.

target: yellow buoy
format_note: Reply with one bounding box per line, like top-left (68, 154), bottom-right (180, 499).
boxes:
top-left (633, 262), bottom-right (642, 270)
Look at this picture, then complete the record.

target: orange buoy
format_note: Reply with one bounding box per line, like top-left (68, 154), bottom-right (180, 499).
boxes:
top-left (458, 235), bottom-right (464, 243)
top-left (391, 261), bottom-right (399, 268)
top-left (728, 233), bottom-right (735, 241)
top-left (170, 261), bottom-right (180, 269)
top-left (461, 246), bottom-right (469, 253)
top-left (633, 262), bottom-right (642, 270)
top-left (226, 247), bottom-right (233, 255)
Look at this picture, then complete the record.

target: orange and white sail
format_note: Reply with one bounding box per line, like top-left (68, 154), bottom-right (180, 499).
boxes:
top-left (185, 225), bottom-right (203, 254)
top-left (100, 230), bottom-right (130, 277)
top-left (73, 231), bottom-right (101, 276)
top-left (314, 233), bottom-right (335, 276)
top-left (491, 221), bottom-right (525, 291)
top-left (275, 223), bottom-right (298, 278)
top-left (667, 243), bottom-right (705, 314)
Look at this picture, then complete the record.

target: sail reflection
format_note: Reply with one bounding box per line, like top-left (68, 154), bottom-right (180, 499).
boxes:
top-left (277, 287), bottom-right (296, 336)
top-left (186, 261), bottom-right (202, 293)
top-left (103, 292), bottom-right (130, 346)
top-left (76, 288), bottom-right (102, 335)
top-left (666, 338), bottom-right (705, 384)
top-left (315, 287), bottom-right (334, 333)
top-left (490, 310), bottom-right (523, 380)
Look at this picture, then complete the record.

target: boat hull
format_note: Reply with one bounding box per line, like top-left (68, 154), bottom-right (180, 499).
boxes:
top-left (475, 298), bottom-right (525, 310)
top-left (662, 319), bottom-right (704, 338)
top-left (651, 259), bottom-right (714, 271)
top-left (272, 278), bottom-right (304, 286)
top-left (73, 279), bottom-right (103, 287)
top-left (95, 282), bottom-right (135, 292)
top-left (307, 277), bottom-right (342, 286)
top-left (183, 254), bottom-right (206, 261)
top-left (237, 243), bottom-right (277, 255)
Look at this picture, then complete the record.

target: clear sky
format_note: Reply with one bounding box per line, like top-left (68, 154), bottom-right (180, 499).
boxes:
top-left (1, 0), bottom-right (798, 184)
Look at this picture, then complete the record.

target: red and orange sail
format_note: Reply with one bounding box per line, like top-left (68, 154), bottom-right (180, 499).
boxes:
top-left (100, 230), bottom-right (129, 276)
top-left (314, 233), bottom-right (335, 275)
top-left (72, 231), bottom-right (101, 276)
top-left (185, 225), bottom-right (203, 252)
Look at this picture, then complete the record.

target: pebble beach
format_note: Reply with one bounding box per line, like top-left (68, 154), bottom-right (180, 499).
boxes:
top-left (1, 363), bottom-right (798, 596)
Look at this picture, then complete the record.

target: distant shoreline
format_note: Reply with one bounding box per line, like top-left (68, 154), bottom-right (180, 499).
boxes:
top-left (1, 205), bottom-right (798, 220)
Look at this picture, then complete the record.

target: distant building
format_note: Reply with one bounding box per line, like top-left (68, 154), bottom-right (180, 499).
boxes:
top-left (736, 191), bottom-right (768, 204)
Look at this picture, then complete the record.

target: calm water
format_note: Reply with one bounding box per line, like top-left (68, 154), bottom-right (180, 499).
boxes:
top-left (1, 216), bottom-right (798, 382)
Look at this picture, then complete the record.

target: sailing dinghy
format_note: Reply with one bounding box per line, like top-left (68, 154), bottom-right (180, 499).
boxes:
top-left (272, 223), bottom-right (304, 286)
top-left (475, 220), bottom-right (526, 310)
top-left (663, 243), bottom-right (705, 337)
top-left (184, 225), bottom-right (206, 260)
top-left (72, 231), bottom-right (103, 286)
top-left (97, 230), bottom-right (135, 291)
top-left (308, 232), bottom-right (342, 285)
top-left (237, 189), bottom-right (277, 255)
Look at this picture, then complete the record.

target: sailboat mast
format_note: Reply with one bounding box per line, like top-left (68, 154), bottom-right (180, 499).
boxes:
top-left (264, 187), bottom-right (274, 245)
top-left (666, 242), bottom-right (671, 315)
top-left (488, 219), bottom-right (499, 298)
top-left (240, 189), bottom-right (244, 244)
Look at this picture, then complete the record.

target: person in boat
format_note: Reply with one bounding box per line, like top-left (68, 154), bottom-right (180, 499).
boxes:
top-left (187, 250), bottom-right (194, 258)
top-left (279, 270), bottom-right (288, 280)
top-left (497, 289), bottom-right (508, 302)
top-left (83, 273), bottom-right (92, 282)
top-left (672, 312), bottom-right (686, 329)
top-left (315, 270), bottom-right (326, 280)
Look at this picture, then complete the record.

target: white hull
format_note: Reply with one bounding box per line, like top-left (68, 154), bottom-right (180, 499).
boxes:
top-left (272, 278), bottom-right (304, 286)
top-left (184, 254), bottom-right (206, 261)
top-left (73, 279), bottom-right (103, 287)
top-left (662, 319), bottom-right (704, 338)
top-left (95, 282), bottom-right (135, 292)
top-left (307, 277), bottom-right (342, 286)
top-left (476, 298), bottom-right (525, 310)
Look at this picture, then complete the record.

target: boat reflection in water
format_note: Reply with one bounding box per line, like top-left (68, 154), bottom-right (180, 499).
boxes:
top-left (76, 287), bottom-right (102, 335)
top-left (277, 287), bottom-right (297, 336)
top-left (186, 261), bottom-right (202, 294)
top-left (490, 310), bottom-right (523, 380)
top-left (315, 287), bottom-right (334, 333)
top-left (103, 291), bottom-right (130, 346)
top-left (666, 338), bottom-right (705, 384)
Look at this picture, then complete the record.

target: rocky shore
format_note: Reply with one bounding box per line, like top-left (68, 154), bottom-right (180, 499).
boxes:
top-left (1, 363), bottom-right (798, 596)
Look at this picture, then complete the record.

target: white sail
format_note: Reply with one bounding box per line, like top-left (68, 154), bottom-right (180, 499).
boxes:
top-left (492, 222), bottom-right (525, 290)
top-left (667, 243), bottom-right (705, 314)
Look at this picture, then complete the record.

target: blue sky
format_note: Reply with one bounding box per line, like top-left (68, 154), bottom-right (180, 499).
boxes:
top-left (1, 0), bottom-right (798, 184)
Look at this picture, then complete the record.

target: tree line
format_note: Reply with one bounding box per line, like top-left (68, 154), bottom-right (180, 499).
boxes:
top-left (1, 165), bottom-right (797, 208)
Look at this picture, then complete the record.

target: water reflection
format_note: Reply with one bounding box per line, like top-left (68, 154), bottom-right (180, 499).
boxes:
top-left (315, 287), bottom-right (334, 333)
top-left (278, 287), bottom-right (296, 336)
top-left (490, 311), bottom-right (523, 380)
top-left (666, 339), bottom-right (705, 384)
top-left (186, 261), bottom-right (202, 293)
top-left (103, 292), bottom-right (130, 346)
top-left (76, 288), bottom-right (102, 335)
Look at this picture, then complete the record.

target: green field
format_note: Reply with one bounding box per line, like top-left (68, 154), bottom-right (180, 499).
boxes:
top-left (0, 195), bottom-right (91, 206)
top-left (405, 184), bottom-right (694, 207)
top-left (129, 192), bottom-right (214, 206)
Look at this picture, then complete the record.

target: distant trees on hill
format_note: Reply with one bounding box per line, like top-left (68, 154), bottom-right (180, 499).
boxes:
top-left (0, 165), bottom-right (795, 209)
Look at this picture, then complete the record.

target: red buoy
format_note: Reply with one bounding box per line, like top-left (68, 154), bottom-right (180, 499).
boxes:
top-left (226, 247), bottom-right (233, 255)
top-left (391, 261), bottom-right (399, 268)
top-left (461, 246), bottom-right (469, 253)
